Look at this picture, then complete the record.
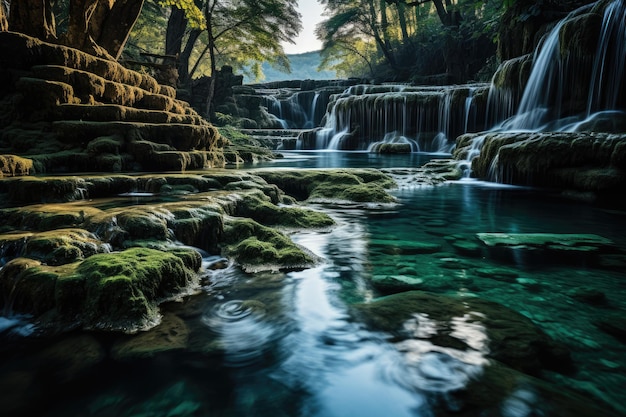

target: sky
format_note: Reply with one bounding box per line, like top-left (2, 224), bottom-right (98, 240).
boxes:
top-left (282, 0), bottom-right (325, 55)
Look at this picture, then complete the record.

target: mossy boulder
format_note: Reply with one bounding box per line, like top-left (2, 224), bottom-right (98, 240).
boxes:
top-left (0, 204), bottom-right (102, 232)
top-left (222, 219), bottom-right (318, 272)
top-left (234, 190), bottom-right (335, 229)
top-left (0, 155), bottom-right (33, 177)
top-left (256, 169), bottom-right (396, 203)
top-left (354, 291), bottom-right (572, 376)
top-left (0, 228), bottom-right (109, 266)
top-left (0, 247), bottom-right (202, 332)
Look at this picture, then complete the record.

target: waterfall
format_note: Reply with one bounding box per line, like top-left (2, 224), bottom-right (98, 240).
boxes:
top-left (262, 90), bottom-right (329, 129)
top-left (495, 0), bottom-right (625, 132)
top-left (308, 84), bottom-right (489, 152)
top-left (458, 0), bottom-right (626, 179)
top-left (587, 0), bottom-right (626, 115)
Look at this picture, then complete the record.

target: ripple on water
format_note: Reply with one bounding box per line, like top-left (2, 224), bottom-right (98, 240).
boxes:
top-left (201, 300), bottom-right (281, 367)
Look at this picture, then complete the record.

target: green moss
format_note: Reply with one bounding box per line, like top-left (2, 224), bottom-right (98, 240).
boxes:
top-left (235, 190), bottom-right (334, 229)
top-left (257, 169), bottom-right (396, 203)
top-left (0, 258), bottom-right (60, 315)
top-left (222, 218), bottom-right (317, 272)
top-left (0, 248), bottom-right (201, 332)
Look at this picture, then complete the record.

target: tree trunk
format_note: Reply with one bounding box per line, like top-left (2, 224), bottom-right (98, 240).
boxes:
top-left (396, 1), bottom-right (410, 42)
top-left (178, 29), bottom-right (202, 85)
top-left (62, 0), bottom-right (144, 59)
top-left (62, 0), bottom-right (99, 51)
top-left (92, 0), bottom-right (145, 60)
top-left (431, 0), bottom-right (451, 26)
top-left (0, 0), bottom-right (8, 31)
top-left (9, 0), bottom-right (56, 40)
top-left (204, 7), bottom-right (217, 119)
top-left (367, 0), bottom-right (397, 70)
top-left (166, 6), bottom-right (187, 56)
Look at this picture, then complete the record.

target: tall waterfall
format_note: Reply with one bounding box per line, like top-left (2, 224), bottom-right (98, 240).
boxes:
top-left (490, 0), bottom-right (626, 133)
top-left (457, 0), bottom-right (626, 178)
top-left (253, 0), bottom-right (624, 156)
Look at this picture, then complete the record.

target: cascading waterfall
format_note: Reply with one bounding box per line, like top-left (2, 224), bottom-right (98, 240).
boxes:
top-left (305, 84), bottom-right (489, 152)
top-left (463, 0), bottom-right (626, 179)
top-left (587, 0), bottom-right (626, 115)
top-left (262, 90), bottom-right (328, 129)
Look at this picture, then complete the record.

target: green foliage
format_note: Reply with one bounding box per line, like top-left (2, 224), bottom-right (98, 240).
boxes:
top-left (317, 0), bottom-right (507, 81)
top-left (158, 0), bottom-right (206, 29)
top-left (124, 0), bottom-right (169, 59)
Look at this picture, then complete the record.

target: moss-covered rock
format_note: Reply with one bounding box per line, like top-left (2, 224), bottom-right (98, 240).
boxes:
top-left (456, 132), bottom-right (626, 201)
top-left (0, 247), bottom-right (202, 332)
top-left (234, 189), bottom-right (335, 229)
top-left (222, 218), bottom-right (318, 272)
top-left (0, 204), bottom-right (102, 232)
top-left (0, 228), bottom-right (109, 265)
top-left (257, 169), bottom-right (396, 203)
top-left (0, 155), bottom-right (33, 177)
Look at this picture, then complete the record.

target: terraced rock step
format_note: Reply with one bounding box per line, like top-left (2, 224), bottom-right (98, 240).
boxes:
top-left (0, 32), bottom-right (225, 174)
top-left (239, 128), bottom-right (308, 150)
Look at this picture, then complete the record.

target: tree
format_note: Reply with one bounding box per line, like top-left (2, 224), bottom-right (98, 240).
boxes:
top-left (0, 1), bottom-right (8, 31)
top-left (317, 0), bottom-right (407, 77)
top-left (161, 0), bottom-right (302, 116)
top-left (318, 0), bottom-right (506, 82)
top-left (5, 0), bottom-right (145, 59)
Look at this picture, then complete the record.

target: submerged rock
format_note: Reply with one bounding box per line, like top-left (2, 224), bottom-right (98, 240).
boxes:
top-left (476, 233), bottom-right (620, 266)
top-left (354, 290), bottom-right (572, 376)
top-left (110, 313), bottom-right (190, 359)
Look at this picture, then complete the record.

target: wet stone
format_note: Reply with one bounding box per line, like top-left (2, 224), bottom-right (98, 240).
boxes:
top-left (473, 267), bottom-right (519, 282)
top-left (451, 240), bottom-right (483, 257)
top-left (567, 287), bottom-right (607, 305)
top-left (594, 317), bottom-right (626, 344)
top-left (370, 239), bottom-right (442, 255)
top-left (437, 257), bottom-right (476, 270)
top-left (110, 313), bottom-right (190, 360)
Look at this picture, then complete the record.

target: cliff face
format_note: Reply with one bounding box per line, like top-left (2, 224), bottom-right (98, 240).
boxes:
top-left (0, 32), bottom-right (226, 177)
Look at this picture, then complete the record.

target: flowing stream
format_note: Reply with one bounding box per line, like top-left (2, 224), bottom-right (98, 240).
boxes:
top-left (1, 153), bottom-right (625, 416)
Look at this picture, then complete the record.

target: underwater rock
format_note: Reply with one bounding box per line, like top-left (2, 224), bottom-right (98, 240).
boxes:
top-left (110, 313), bottom-right (190, 360)
top-left (594, 316), bottom-right (626, 344)
top-left (477, 232), bottom-right (617, 262)
top-left (370, 275), bottom-right (426, 294)
top-left (354, 290), bottom-right (572, 376)
top-left (473, 266), bottom-right (519, 282)
top-left (567, 286), bottom-right (607, 305)
top-left (370, 239), bottom-right (442, 255)
top-left (35, 334), bottom-right (105, 382)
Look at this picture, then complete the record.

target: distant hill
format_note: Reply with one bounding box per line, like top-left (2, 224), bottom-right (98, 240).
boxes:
top-left (243, 51), bottom-right (337, 83)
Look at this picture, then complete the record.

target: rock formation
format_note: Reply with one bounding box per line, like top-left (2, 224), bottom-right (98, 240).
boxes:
top-left (0, 32), bottom-right (226, 177)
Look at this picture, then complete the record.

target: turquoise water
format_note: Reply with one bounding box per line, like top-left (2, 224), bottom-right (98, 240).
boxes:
top-left (1, 152), bottom-right (625, 416)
